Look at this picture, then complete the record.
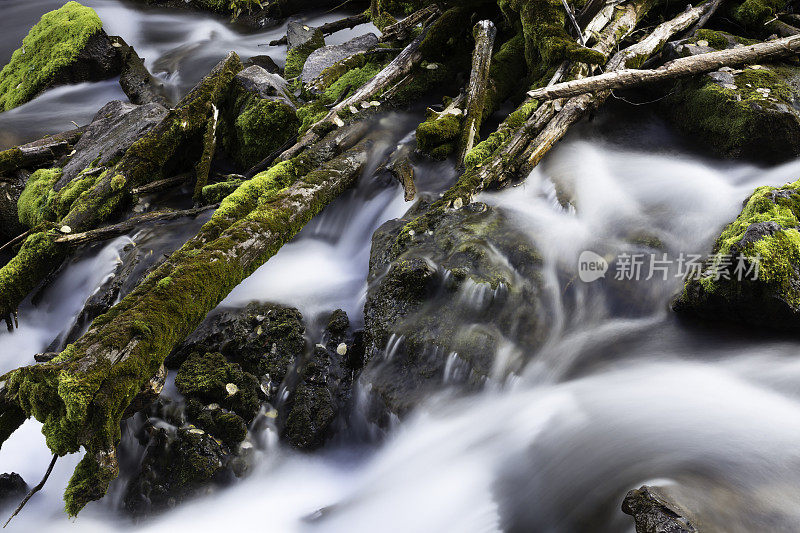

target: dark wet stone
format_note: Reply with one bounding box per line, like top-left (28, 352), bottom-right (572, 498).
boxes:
top-left (0, 473), bottom-right (27, 508)
top-left (300, 33), bottom-right (379, 83)
top-left (234, 65), bottom-right (295, 109)
top-left (622, 486), bottom-right (696, 533)
top-left (55, 100), bottom-right (168, 189)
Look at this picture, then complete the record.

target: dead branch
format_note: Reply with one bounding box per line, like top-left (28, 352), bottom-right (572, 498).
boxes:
top-left (269, 12), bottom-right (371, 46)
top-left (527, 33), bottom-right (800, 101)
top-left (54, 205), bottom-right (217, 246)
top-left (3, 454), bottom-right (58, 528)
top-left (457, 20), bottom-right (497, 167)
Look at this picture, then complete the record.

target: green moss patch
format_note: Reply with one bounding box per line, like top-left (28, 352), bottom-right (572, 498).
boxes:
top-left (0, 2), bottom-right (103, 112)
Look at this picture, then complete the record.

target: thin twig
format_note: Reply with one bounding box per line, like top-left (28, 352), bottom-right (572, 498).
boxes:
top-left (4, 454), bottom-right (58, 528)
top-left (0, 230), bottom-right (31, 255)
top-left (561, 0), bottom-right (587, 45)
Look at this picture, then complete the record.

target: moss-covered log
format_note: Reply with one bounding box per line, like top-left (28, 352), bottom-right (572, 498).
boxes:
top-left (0, 53), bottom-right (243, 326)
top-left (0, 119), bottom-right (373, 514)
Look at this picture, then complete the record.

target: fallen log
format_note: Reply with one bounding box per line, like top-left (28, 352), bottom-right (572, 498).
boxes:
top-left (111, 35), bottom-right (170, 107)
top-left (518, 0), bottom-right (719, 175)
top-left (379, 5), bottom-right (441, 42)
top-left (527, 33), bottom-right (800, 101)
top-left (0, 128), bottom-right (86, 176)
top-left (457, 20), bottom-right (497, 167)
top-left (269, 12), bottom-right (371, 46)
top-left (0, 119), bottom-right (375, 515)
top-left (0, 53), bottom-right (243, 327)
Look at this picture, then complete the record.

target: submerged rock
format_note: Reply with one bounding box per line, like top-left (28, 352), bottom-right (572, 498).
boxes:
top-left (361, 199), bottom-right (547, 419)
top-left (0, 473), bottom-right (27, 508)
top-left (300, 33), bottom-right (379, 84)
top-left (283, 309), bottom-right (361, 449)
top-left (673, 179), bottom-right (800, 330)
top-left (0, 2), bottom-right (122, 112)
top-left (622, 486), bottom-right (696, 533)
top-left (56, 100), bottom-right (168, 189)
top-left (663, 30), bottom-right (800, 163)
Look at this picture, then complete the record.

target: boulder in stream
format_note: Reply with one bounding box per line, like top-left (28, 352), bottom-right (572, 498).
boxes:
top-left (0, 2), bottom-right (122, 112)
top-left (285, 21), bottom-right (325, 79)
top-left (663, 29), bottom-right (800, 163)
top-left (622, 485), bottom-right (697, 533)
top-left (300, 33), bottom-right (379, 85)
top-left (361, 198), bottom-right (548, 420)
top-left (673, 178), bottom-right (800, 330)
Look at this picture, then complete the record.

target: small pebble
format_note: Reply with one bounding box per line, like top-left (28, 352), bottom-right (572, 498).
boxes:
top-left (226, 383), bottom-right (239, 396)
top-left (696, 39), bottom-right (709, 47)
top-left (349, 105), bottom-right (359, 114)
top-left (453, 197), bottom-right (463, 209)
top-left (336, 343), bottom-right (348, 355)
top-left (59, 225), bottom-right (72, 234)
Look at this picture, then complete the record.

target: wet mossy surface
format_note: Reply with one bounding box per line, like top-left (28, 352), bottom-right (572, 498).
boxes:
top-left (0, 2), bottom-right (105, 111)
top-left (362, 199), bottom-right (547, 418)
top-left (674, 179), bottom-right (800, 330)
top-left (665, 36), bottom-right (800, 164)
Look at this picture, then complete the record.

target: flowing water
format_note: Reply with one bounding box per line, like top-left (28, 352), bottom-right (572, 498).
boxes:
top-left (3, 1), bottom-right (800, 532)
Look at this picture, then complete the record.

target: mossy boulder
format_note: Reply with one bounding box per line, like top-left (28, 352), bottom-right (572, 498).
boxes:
top-left (300, 33), bottom-right (379, 85)
top-left (416, 112), bottom-right (462, 160)
top-left (284, 21), bottom-right (325, 79)
top-left (123, 425), bottom-right (241, 517)
top-left (361, 198), bottom-right (547, 418)
top-left (673, 179), bottom-right (800, 330)
top-left (168, 302), bottom-right (306, 397)
top-left (664, 30), bottom-right (800, 163)
top-left (221, 66), bottom-right (299, 169)
top-left (283, 309), bottom-right (361, 449)
top-left (0, 2), bottom-right (122, 112)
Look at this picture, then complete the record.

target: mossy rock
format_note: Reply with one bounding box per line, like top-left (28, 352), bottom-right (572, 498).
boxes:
top-left (664, 31), bottom-right (800, 163)
top-left (0, 2), bottom-right (122, 112)
top-left (168, 302), bottom-right (306, 399)
top-left (673, 179), bottom-right (800, 330)
top-left (175, 352), bottom-right (261, 421)
top-left (284, 22), bottom-right (325, 79)
top-left (361, 199), bottom-right (547, 418)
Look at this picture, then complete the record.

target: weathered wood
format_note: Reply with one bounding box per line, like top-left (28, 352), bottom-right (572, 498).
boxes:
top-left (527, 33), bottom-right (800, 101)
top-left (0, 128), bottom-right (85, 176)
top-left (193, 103), bottom-right (219, 201)
top-left (518, 0), bottom-right (719, 176)
top-left (278, 9), bottom-right (441, 162)
top-left (457, 20), bottom-right (497, 167)
top-left (3, 454), bottom-right (57, 528)
top-left (110, 35), bottom-right (169, 107)
top-left (269, 12), bottom-right (371, 46)
top-left (379, 5), bottom-right (441, 42)
top-left (54, 205), bottom-right (217, 246)
top-left (130, 173), bottom-right (191, 196)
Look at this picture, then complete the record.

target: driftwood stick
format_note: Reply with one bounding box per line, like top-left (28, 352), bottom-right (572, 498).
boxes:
top-left (269, 12), bottom-right (370, 46)
top-left (0, 231), bottom-right (31, 255)
top-left (457, 20), bottom-right (497, 167)
top-left (3, 454), bottom-right (58, 528)
top-left (130, 173), bottom-right (191, 196)
top-left (528, 33), bottom-right (800, 101)
top-left (54, 205), bottom-right (217, 246)
top-left (561, 0), bottom-right (587, 45)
